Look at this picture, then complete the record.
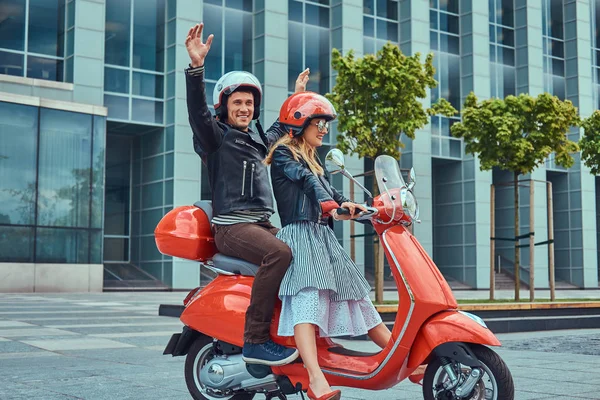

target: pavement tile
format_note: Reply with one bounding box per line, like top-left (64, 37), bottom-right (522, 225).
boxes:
top-left (90, 330), bottom-right (176, 338)
top-left (21, 337), bottom-right (135, 351)
top-left (0, 292), bottom-right (598, 400)
top-left (0, 328), bottom-right (79, 337)
top-left (0, 321), bottom-right (36, 328)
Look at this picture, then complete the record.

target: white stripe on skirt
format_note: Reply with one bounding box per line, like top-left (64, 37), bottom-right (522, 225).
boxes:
top-left (277, 221), bottom-right (371, 302)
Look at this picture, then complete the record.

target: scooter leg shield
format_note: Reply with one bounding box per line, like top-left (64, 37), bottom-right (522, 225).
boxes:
top-left (407, 311), bottom-right (500, 369)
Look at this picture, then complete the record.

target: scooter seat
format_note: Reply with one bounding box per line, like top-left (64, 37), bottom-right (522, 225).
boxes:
top-left (212, 253), bottom-right (260, 276)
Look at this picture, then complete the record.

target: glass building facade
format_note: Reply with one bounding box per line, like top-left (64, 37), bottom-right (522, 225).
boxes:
top-left (0, 102), bottom-right (105, 264)
top-left (0, 0), bottom-right (598, 291)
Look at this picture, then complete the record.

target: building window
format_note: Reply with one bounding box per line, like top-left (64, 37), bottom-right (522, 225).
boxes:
top-left (0, 0), bottom-right (73, 82)
top-left (489, 0), bottom-right (516, 98)
top-left (104, 0), bottom-right (166, 124)
top-left (542, 0), bottom-right (565, 100)
top-left (288, 0), bottom-right (331, 94)
top-left (363, 0), bottom-right (399, 54)
top-left (0, 101), bottom-right (105, 263)
top-left (430, 0), bottom-right (461, 159)
top-left (203, 0), bottom-right (253, 95)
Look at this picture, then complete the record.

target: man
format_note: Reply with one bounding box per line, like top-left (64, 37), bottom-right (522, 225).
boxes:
top-left (184, 23), bottom-right (309, 366)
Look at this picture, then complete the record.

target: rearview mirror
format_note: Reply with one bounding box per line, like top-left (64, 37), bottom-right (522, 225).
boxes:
top-left (325, 149), bottom-right (345, 175)
top-left (408, 167), bottom-right (416, 191)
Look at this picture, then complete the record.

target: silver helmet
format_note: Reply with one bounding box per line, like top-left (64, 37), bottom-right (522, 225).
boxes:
top-left (213, 71), bottom-right (262, 120)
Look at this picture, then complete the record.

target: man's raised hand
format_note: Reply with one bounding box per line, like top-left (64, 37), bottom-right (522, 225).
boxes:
top-left (185, 23), bottom-right (214, 68)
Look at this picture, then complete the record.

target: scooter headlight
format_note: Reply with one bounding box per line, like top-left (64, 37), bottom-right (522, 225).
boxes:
top-left (401, 188), bottom-right (419, 221)
top-left (459, 311), bottom-right (488, 329)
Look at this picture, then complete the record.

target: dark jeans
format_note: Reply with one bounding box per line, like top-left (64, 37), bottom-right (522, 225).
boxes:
top-left (213, 221), bottom-right (292, 344)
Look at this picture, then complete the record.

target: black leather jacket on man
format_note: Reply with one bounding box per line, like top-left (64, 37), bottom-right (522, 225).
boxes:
top-left (270, 145), bottom-right (350, 227)
top-left (186, 68), bottom-right (286, 217)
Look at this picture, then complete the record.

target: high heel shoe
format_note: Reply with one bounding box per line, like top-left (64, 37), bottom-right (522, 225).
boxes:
top-left (307, 387), bottom-right (342, 400)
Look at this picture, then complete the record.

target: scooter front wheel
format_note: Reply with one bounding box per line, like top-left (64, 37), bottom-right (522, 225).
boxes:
top-left (423, 344), bottom-right (514, 400)
top-left (185, 336), bottom-right (255, 400)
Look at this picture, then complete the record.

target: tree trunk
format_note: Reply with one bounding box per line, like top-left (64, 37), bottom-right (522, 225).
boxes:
top-left (514, 171), bottom-right (520, 301)
top-left (372, 176), bottom-right (384, 304)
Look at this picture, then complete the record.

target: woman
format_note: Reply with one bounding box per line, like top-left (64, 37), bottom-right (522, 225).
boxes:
top-left (265, 92), bottom-right (392, 400)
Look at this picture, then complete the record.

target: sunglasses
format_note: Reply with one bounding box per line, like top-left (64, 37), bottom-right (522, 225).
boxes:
top-left (311, 120), bottom-right (330, 133)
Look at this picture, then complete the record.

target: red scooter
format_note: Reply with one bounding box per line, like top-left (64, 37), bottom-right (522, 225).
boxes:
top-left (156, 150), bottom-right (514, 400)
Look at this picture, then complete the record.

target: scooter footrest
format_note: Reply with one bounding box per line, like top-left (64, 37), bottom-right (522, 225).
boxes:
top-left (327, 346), bottom-right (379, 357)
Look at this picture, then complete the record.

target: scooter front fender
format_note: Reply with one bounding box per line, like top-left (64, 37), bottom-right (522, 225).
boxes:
top-left (407, 311), bottom-right (501, 369)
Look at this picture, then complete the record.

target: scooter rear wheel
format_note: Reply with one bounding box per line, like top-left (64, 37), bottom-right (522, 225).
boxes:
top-left (423, 344), bottom-right (514, 400)
top-left (185, 336), bottom-right (255, 400)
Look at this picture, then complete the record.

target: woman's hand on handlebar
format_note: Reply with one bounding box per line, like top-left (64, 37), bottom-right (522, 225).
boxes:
top-left (334, 202), bottom-right (368, 220)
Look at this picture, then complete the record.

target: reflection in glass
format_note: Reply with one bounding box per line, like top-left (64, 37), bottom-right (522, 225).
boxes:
top-left (376, 19), bottom-right (398, 41)
top-left (0, 0), bottom-right (26, 50)
top-left (133, 0), bottom-right (165, 72)
top-left (439, 0), bottom-right (459, 14)
top-left (27, 56), bottom-right (64, 81)
top-left (0, 102), bottom-right (38, 225)
top-left (226, 0), bottom-right (252, 11)
top-left (132, 99), bottom-right (164, 124)
top-left (439, 33), bottom-right (459, 54)
top-left (306, 3), bottom-right (329, 27)
top-left (132, 72), bottom-right (164, 98)
top-left (0, 50), bottom-right (24, 77)
top-left (430, 10), bottom-right (438, 30)
top-left (37, 109), bottom-right (92, 228)
top-left (36, 228), bottom-right (89, 263)
top-left (376, 0), bottom-right (398, 20)
top-left (104, 135), bottom-right (131, 236)
top-left (104, 67), bottom-right (130, 94)
top-left (204, 4), bottom-right (223, 80)
top-left (104, 237), bottom-right (129, 262)
top-left (104, 95), bottom-right (129, 120)
top-left (364, 16), bottom-right (375, 37)
top-left (552, 75), bottom-right (566, 100)
top-left (90, 230), bottom-right (102, 263)
top-left (142, 182), bottom-right (163, 209)
top-left (289, 0), bottom-right (303, 22)
top-left (66, 29), bottom-right (74, 56)
top-left (105, 0), bottom-right (131, 66)
top-left (28, 0), bottom-right (65, 57)
top-left (503, 65), bottom-right (516, 97)
top-left (288, 22), bottom-right (303, 92)
top-left (439, 13), bottom-right (459, 34)
top-left (225, 10), bottom-right (253, 73)
top-left (305, 27), bottom-right (330, 94)
top-left (438, 53), bottom-right (461, 109)
top-left (500, 0), bottom-right (514, 26)
top-left (0, 226), bottom-right (34, 262)
top-left (91, 116), bottom-right (106, 229)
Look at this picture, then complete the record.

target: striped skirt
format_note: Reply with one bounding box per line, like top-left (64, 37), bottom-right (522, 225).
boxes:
top-left (276, 221), bottom-right (382, 338)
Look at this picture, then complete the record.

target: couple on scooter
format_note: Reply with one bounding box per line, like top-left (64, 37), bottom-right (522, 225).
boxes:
top-left (185, 23), bottom-right (391, 400)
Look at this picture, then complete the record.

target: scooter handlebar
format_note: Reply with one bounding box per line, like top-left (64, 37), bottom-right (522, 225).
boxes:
top-left (335, 206), bottom-right (378, 221)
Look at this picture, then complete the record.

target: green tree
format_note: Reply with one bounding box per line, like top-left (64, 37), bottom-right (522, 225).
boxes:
top-left (580, 110), bottom-right (600, 175)
top-left (327, 43), bottom-right (456, 302)
top-left (327, 43), bottom-right (457, 160)
top-left (451, 92), bottom-right (580, 300)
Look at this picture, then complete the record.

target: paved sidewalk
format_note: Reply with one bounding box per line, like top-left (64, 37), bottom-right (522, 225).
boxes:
top-left (0, 293), bottom-right (599, 399)
top-left (375, 288), bottom-right (600, 303)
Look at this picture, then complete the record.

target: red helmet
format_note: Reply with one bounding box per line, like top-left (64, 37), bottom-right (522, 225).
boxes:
top-left (279, 91), bottom-right (337, 137)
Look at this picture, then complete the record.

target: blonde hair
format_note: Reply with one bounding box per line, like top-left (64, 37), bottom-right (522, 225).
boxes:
top-left (265, 135), bottom-right (324, 176)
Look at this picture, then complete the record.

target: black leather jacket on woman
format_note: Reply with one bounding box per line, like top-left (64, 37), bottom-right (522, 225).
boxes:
top-left (270, 145), bottom-right (350, 227)
top-left (186, 68), bottom-right (288, 218)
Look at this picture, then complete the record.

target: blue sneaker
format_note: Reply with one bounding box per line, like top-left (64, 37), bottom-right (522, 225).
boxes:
top-left (242, 339), bottom-right (299, 366)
